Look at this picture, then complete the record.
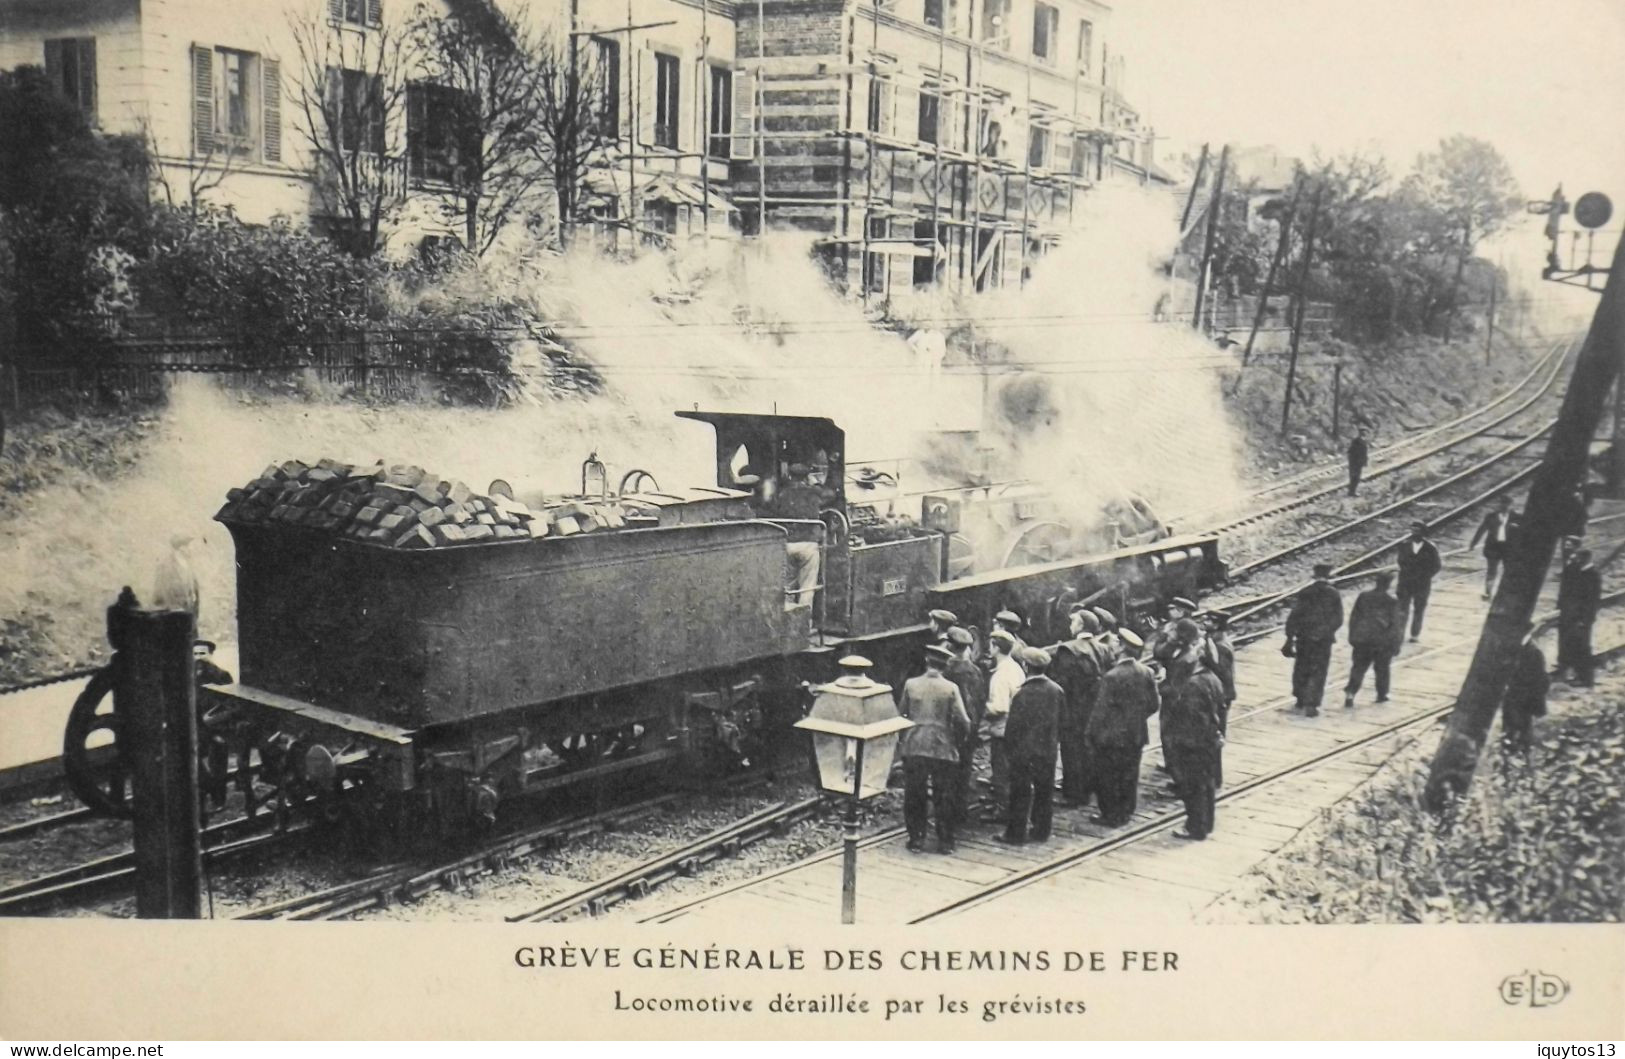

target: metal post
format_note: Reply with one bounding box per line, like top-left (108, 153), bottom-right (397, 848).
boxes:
top-left (1281, 182), bottom-right (1324, 435)
top-left (841, 738), bottom-right (865, 924)
top-left (1331, 360), bottom-right (1342, 438)
top-left (111, 595), bottom-right (202, 919)
top-left (1192, 144), bottom-right (1230, 331)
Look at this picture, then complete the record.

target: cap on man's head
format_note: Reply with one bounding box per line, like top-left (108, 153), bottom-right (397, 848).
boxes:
top-left (1206, 610), bottom-right (1231, 630)
top-left (1016, 646), bottom-right (1051, 671)
top-left (837, 654), bottom-right (872, 670)
top-left (947, 626), bottom-right (976, 647)
top-left (924, 644), bottom-right (954, 665)
top-left (989, 629), bottom-right (1018, 649)
top-left (1173, 618), bottom-right (1201, 644)
top-left (1117, 629), bottom-right (1144, 651)
top-left (787, 463), bottom-right (811, 477)
top-left (1171, 596), bottom-right (1196, 612)
top-left (928, 608), bottom-right (958, 626)
top-left (995, 609), bottom-right (1023, 626)
top-left (1312, 562), bottom-right (1333, 578)
top-left (1410, 521), bottom-right (1427, 533)
top-left (1072, 609), bottom-right (1101, 634)
top-left (1090, 606), bottom-right (1117, 629)
top-left (1375, 570), bottom-right (1394, 586)
top-left (193, 638), bottom-right (217, 653)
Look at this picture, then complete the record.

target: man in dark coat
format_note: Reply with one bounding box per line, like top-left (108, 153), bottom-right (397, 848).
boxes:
top-left (1554, 486), bottom-right (1589, 542)
top-left (1204, 613), bottom-right (1237, 734)
top-left (1285, 563), bottom-right (1344, 716)
top-left (1343, 571), bottom-right (1402, 708)
top-left (998, 647), bottom-right (1064, 845)
top-left (942, 626), bottom-right (988, 826)
top-left (1049, 606), bottom-right (1105, 806)
top-left (1347, 429), bottom-right (1369, 497)
top-left (897, 645), bottom-right (972, 853)
top-left (1501, 630), bottom-right (1549, 754)
top-left (1157, 618), bottom-right (1203, 787)
top-left (1395, 522), bottom-right (1443, 642)
top-left (1161, 648), bottom-right (1226, 840)
top-left (1470, 496), bottom-right (1520, 600)
top-left (1556, 548), bottom-right (1601, 687)
top-left (1084, 629), bottom-right (1159, 827)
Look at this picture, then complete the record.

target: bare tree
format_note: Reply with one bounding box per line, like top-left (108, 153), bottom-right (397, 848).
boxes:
top-left (408, 0), bottom-right (549, 255)
top-left (288, 4), bottom-right (416, 257)
top-left (531, 30), bottom-right (613, 249)
top-left (143, 119), bottom-right (243, 216)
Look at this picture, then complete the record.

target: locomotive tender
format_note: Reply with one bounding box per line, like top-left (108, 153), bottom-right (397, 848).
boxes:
top-left (184, 409), bottom-right (1222, 834)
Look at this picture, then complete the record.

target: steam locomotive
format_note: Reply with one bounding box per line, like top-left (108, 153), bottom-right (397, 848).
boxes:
top-left (65, 409), bottom-right (1222, 837)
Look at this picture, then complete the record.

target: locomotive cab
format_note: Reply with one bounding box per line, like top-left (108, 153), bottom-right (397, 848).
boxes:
top-left (677, 410), bottom-right (945, 639)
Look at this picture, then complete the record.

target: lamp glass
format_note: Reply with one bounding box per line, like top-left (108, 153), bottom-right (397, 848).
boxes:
top-left (858, 730), bottom-right (902, 800)
top-left (811, 731), bottom-right (858, 797)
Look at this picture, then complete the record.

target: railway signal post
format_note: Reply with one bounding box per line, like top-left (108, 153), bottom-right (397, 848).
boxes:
top-left (108, 589), bottom-right (204, 918)
top-left (1424, 227), bottom-right (1625, 809)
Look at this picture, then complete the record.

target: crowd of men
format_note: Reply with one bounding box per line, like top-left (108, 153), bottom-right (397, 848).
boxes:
top-left (891, 483), bottom-right (1605, 855)
top-left (893, 596), bottom-right (1238, 854)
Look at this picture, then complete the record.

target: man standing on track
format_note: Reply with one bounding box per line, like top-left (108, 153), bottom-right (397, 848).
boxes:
top-left (1500, 629), bottom-right (1550, 754)
top-left (1085, 629), bottom-right (1159, 827)
top-left (1470, 495), bottom-right (1520, 600)
top-left (1204, 612), bottom-right (1237, 735)
top-left (1285, 563), bottom-right (1344, 717)
top-left (980, 629), bottom-right (1024, 820)
top-left (998, 646), bottom-right (1063, 846)
top-left (1161, 643), bottom-right (1226, 841)
top-left (1556, 547), bottom-right (1601, 688)
top-left (897, 645), bottom-right (971, 854)
top-left (943, 626), bottom-right (988, 826)
top-left (1050, 606), bottom-right (1106, 807)
top-left (1395, 522), bottom-right (1442, 643)
top-left (1344, 571), bottom-right (1402, 708)
top-left (1347, 429), bottom-right (1369, 497)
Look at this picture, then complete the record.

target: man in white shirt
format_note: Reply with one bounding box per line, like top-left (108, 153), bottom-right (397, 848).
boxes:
top-left (980, 628), bottom-right (1024, 820)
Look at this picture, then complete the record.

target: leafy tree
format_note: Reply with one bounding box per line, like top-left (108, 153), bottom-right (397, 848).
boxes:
top-left (409, 0), bottom-right (549, 254)
top-left (1408, 135), bottom-right (1522, 338)
top-left (0, 66), bottom-right (152, 346)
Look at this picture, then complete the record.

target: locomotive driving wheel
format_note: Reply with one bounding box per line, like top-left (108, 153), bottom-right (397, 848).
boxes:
top-left (62, 667), bottom-right (133, 819)
top-left (998, 520), bottom-right (1073, 568)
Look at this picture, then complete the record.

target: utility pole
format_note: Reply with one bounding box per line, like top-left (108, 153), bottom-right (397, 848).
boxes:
top-left (1192, 144), bottom-right (1230, 332)
top-left (1179, 143), bottom-right (1210, 235)
top-left (1424, 232), bottom-right (1625, 810)
top-left (1242, 177), bottom-right (1301, 368)
top-left (1280, 181), bottom-right (1323, 435)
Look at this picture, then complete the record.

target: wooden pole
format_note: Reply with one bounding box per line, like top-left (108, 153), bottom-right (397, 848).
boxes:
top-left (1424, 232), bottom-right (1625, 809)
top-left (1191, 144), bottom-right (1229, 331)
top-left (111, 594), bottom-right (202, 919)
top-left (1179, 143), bottom-right (1209, 235)
top-left (1242, 179), bottom-right (1300, 367)
top-left (1280, 182), bottom-right (1323, 435)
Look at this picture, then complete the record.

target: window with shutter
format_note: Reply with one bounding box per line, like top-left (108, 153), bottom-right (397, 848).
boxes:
top-left (730, 65), bottom-right (755, 160)
top-left (44, 38), bottom-right (97, 121)
top-left (1032, 4), bottom-right (1058, 64)
top-left (653, 52), bottom-right (679, 150)
top-left (917, 88), bottom-right (939, 146)
top-left (593, 38), bottom-right (620, 138)
top-left (191, 44), bottom-right (214, 154)
top-left (1077, 20), bottom-right (1094, 77)
top-left (262, 57), bottom-right (281, 162)
top-left (1027, 124), bottom-right (1049, 169)
top-left (707, 66), bottom-right (732, 160)
top-left (635, 47), bottom-right (655, 146)
top-left (338, 68), bottom-right (385, 154)
top-left (407, 81), bottom-right (475, 185)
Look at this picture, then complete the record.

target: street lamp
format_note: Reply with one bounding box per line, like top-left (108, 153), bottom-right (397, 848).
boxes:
top-left (794, 655), bottom-right (912, 924)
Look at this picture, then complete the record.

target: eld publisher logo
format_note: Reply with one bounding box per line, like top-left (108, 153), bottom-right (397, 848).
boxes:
top-left (1499, 971), bottom-right (1570, 1007)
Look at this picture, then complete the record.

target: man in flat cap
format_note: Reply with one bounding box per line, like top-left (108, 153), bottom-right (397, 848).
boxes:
top-left (1203, 612), bottom-right (1237, 734)
top-left (1161, 637), bottom-right (1226, 840)
top-left (897, 645), bottom-right (972, 853)
top-left (1500, 626), bottom-right (1549, 754)
top-left (943, 625), bottom-right (988, 825)
top-left (1050, 606), bottom-right (1106, 807)
top-left (771, 463), bottom-right (824, 609)
top-left (980, 628), bottom-right (1025, 818)
top-left (1146, 596), bottom-right (1196, 671)
top-left (999, 646), bottom-right (1064, 845)
top-left (1285, 563), bottom-right (1344, 716)
top-left (1085, 629), bottom-right (1160, 827)
top-left (927, 608), bottom-right (958, 647)
top-left (1344, 571), bottom-right (1401, 708)
top-left (1091, 607), bottom-right (1120, 665)
top-left (993, 610), bottom-right (1028, 652)
top-left (1394, 521), bottom-right (1442, 643)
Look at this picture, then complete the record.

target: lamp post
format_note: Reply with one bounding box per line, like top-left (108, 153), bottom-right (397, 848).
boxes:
top-left (795, 655), bottom-right (912, 924)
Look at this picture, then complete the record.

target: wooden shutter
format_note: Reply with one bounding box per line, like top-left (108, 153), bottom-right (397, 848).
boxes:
top-left (1052, 131), bottom-right (1073, 174)
top-left (367, 0), bottom-right (383, 27)
top-left (261, 57), bottom-right (281, 162)
top-left (191, 44), bottom-right (214, 154)
top-left (77, 38), bottom-right (97, 121)
top-left (730, 65), bottom-right (755, 160)
top-left (636, 46), bottom-right (654, 146)
top-left (327, 0), bottom-right (344, 22)
top-left (43, 39), bottom-right (63, 93)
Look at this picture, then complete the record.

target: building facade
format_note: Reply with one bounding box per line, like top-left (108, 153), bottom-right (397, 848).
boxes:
top-left (1, 0), bottom-right (1158, 276)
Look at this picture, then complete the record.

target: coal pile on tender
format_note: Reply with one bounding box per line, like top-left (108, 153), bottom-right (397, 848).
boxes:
top-left (215, 459), bottom-right (642, 547)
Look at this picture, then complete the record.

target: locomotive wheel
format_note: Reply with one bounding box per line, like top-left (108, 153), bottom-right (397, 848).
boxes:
top-left (62, 667), bottom-right (133, 819)
top-left (998, 520), bottom-right (1072, 568)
